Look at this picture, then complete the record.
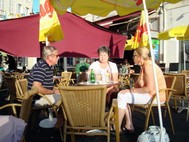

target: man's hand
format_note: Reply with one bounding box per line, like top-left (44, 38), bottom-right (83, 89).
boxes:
top-left (53, 89), bottom-right (60, 95)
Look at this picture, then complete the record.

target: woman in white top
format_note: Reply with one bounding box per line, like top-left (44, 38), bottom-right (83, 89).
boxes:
top-left (89, 46), bottom-right (119, 107)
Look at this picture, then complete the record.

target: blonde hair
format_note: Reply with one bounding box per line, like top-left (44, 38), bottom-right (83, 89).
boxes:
top-left (135, 47), bottom-right (150, 60)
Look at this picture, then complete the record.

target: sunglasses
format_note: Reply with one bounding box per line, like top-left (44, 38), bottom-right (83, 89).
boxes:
top-left (133, 54), bottom-right (138, 58)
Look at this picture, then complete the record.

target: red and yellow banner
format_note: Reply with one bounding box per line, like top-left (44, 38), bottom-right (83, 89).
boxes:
top-left (132, 10), bottom-right (148, 49)
top-left (39, 0), bottom-right (63, 42)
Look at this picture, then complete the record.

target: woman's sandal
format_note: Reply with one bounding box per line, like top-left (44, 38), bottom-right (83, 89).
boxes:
top-left (110, 127), bottom-right (134, 136)
top-left (120, 127), bottom-right (135, 135)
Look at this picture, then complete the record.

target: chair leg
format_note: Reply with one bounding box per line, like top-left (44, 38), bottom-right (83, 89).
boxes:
top-left (64, 123), bottom-right (67, 142)
top-left (144, 107), bottom-right (152, 130)
top-left (53, 108), bottom-right (64, 141)
top-left (174, 98), bottom-right (178, 110)
top-left (186, 100), bottom-right (189, 122)
top-left (167, 105), bottom-right (175, 135)
top-left (150, 109), bottom-right (155, 125)
top-left (164, 109), bottom-right (167, 118)
top-left (114, 105), bottom-right (120, 142)
top-left (107, 127), bottom-right (110, 142)
top-left (70, 133), bottom-right (75, 142)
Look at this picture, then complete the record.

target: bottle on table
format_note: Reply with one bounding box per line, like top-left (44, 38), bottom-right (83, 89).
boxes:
top-left (90, 69), bottom-right (96, 83)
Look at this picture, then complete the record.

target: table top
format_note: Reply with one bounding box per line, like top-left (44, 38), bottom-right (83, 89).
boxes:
top-left (53, 76), bottom-right (64, 79)
top-left (119, 73), bottom-right (130, 76)
top-left (77, 81), bottom-right (120, 87)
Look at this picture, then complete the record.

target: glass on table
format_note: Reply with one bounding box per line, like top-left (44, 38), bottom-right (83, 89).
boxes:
top-left (104, 69), bottom-right (112, 83)
top-left (95, 73), bottom-right (102, 84)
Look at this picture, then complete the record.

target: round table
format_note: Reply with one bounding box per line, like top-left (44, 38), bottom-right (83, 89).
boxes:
top-left (77, 81), bottom-right (120, 88)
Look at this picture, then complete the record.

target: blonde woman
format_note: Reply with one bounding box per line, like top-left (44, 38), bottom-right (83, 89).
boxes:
top-left (117, 47), bottom-right (166, 134)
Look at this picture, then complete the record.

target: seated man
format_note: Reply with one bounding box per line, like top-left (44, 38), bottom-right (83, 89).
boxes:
top-left (27, 46), bottom-right (60, 106)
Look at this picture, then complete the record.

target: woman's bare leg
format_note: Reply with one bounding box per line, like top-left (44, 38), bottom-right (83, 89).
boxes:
top-left (118, 108), bottom-right (126, 132)
top-left (124, 105), bottom-right (134, 130)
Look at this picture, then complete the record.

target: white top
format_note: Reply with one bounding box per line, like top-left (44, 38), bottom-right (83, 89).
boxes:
top-left (89, 61), bottom-right (118, 82)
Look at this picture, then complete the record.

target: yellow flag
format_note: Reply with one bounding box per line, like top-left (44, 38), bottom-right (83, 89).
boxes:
top-left (132, 10), bottom-right (148, 49)
top-left (39, 0), bottom-right (63, 42)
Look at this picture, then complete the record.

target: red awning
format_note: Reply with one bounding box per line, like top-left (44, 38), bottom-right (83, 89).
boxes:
top-left (0, 12), bottom-right (127, 58)
top-left (0, 15), bottom-right (41, 57)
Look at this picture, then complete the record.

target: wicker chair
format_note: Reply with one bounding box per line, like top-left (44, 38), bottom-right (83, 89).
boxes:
top-left (54, 71), bottom-right (75, 88)
top-left (4, 76), bottom-right (17, 102)
top-left (0, 86), bottom-right (38, 142)
top-left (132, 75), bottom-right (176, 134)
top-left (11, 72), bottom-right (25, 80)
top-left (15, 78), bottom-right (63, 140)
top-left (60, 71), bottom-right (75, 86)
top-left (59, 85), bottom-right (120, 142)
top-left (168, 73), bottom-right (189, 121)
top-left (182, 70), bottom-right (189, 121)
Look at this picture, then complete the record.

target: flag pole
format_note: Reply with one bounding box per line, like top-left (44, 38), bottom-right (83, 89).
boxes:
top-left (46, 36), bottom-right (50, 46)
top-left (142, 0), bottom-right (164, 141)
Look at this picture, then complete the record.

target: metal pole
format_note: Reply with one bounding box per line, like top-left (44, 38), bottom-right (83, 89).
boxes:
top-left (142, 0), bottom-right (164, 142)
top-left (184, 41), bottom-right (186, 70)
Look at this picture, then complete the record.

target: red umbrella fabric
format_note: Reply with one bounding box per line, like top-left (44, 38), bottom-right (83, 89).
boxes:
top-left (53, 13), bottom-right (126, 58)
top-left (0, 15), bottom-right (41, 57)
top-left (0, 13), bottom-right (126, 58)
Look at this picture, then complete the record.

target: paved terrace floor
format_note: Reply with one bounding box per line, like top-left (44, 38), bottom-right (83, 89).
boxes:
top-left (1, 89), bottom-right (189, 142)
top-left (25, 108), bottom-right (189, 142)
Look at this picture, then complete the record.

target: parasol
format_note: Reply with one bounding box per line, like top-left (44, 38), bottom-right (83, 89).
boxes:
top-left (158, 25), bottom-right (189, 40)
top-left (158, 25), bottom-right (189, 70)
top-left (50, 0), bottom-right (181, 16)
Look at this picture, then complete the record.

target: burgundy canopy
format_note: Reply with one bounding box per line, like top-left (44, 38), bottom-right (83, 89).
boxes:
top-left (0, 15), bottom-right (40, 57)
top-left (0, 13), bottom-right (127, 58)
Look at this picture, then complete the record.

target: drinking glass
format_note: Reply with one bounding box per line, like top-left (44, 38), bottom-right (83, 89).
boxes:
top-left (96, 73), bottom-right (102, 84)
top-left (105, 71), bottom-right (111, 83)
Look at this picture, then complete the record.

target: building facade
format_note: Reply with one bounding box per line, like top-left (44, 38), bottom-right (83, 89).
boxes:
top-left (158, 0), bottom-right (189, 71)
top-left (0, 0), bottom-right (33, 20)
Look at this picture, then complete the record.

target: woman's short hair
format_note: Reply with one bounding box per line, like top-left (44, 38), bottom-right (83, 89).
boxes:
top-left (97, 46), bottom-right (110, 56)
top-left (135, 47), bottom-right (150, 60)
top-left (42, 46), bottom-right (57, 59)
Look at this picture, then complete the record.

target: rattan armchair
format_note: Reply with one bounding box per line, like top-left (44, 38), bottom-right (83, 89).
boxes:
top-left (168, 73), bottom-right (189, 121)
top-left (59, 85), bottom-right (120, 142)
top-left (132, 75), bottom-right (176, 134)
top-left (54, 71), bottom-right (75, 88)
top-left (11, 72), bottom-right (25, 80)
top-left (15, 78), bottom-right (63, 140)
top-left (4, 76), bottom-right (17, 102)
top-left (61, 71), bottom-right (75, 86)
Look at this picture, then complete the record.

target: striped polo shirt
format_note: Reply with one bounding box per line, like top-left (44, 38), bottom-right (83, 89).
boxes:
top-left (28, 59), bottom-right (54, 90)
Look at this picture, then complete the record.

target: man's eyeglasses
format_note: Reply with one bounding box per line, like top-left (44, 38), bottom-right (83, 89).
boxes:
top-left (50, 54), bottom-right (59, 58)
